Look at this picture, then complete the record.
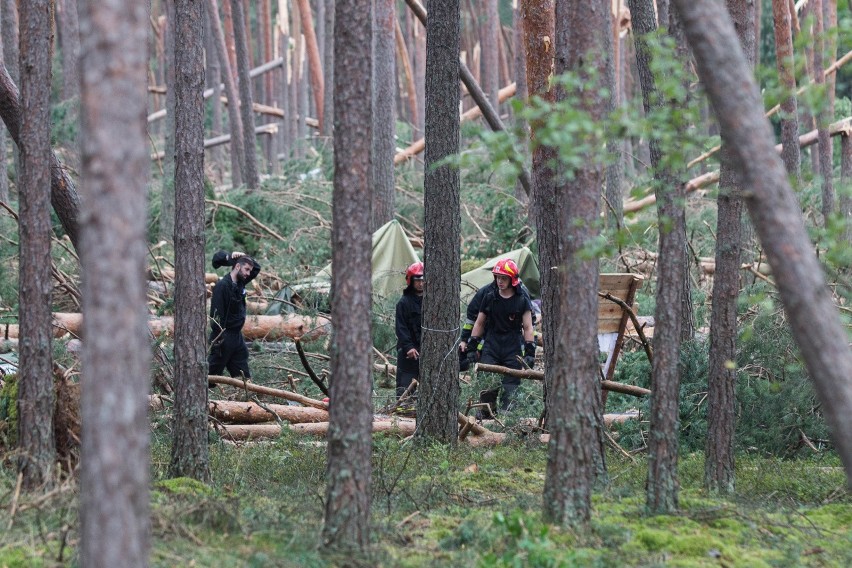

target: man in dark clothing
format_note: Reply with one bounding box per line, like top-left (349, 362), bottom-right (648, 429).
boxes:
top-left (459, 270), bottom-right (536, 371)
top-left (208, 250), bottom-right (261, 382)
top-left (394, 261), bottom-right (423, 398)
top-left (461, 259), bottom-right (534, 416)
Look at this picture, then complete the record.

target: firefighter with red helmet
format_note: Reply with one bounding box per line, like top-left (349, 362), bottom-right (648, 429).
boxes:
top-left (462, 258), bottom-right (535, 416)
top-left (394, 262), bottom-right (424, 398)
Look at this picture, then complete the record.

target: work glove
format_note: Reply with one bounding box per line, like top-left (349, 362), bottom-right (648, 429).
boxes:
top-left (459, 349), bottom-right (472, 372)
top-left (467, 336), bottom-right (482, 356)
top-left (523, 341), bottom-right (536, 368)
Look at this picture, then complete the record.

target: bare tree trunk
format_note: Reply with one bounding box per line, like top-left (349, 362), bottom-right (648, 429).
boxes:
top-left (295, 0), bottom-right (324, 131)
top-left (395, 19), bottom-right (418, 130)
top-left (0, 1), bottom-right (8, 204)
top-left (56, 0), bottom-right (80, 101)
top-left (605, 1), bottom-right (624, 231)
top-left (704, 0), bottom-right (755, 496)
top-left (2, 0), bottom-right (20, 186)
top-left (229, 0), bottom-right (259, 189)
top-left (813, 0), bottom-right (834, 223)
top-left (371, 0), bottom-right (396, 230)
top-left (291, 1), bottom-right (303, 158)
top-left (414, 13), bottom-right (426, 137)
top-left (841, 133), bottom-right (852, 246)
top-left (204, 7), bottom-right (224, 182)
top-left (277, 7), bottom-right (292, 158)
top-left (322, 0), bottom-right (334, 138)
top-left (521, 0), bottom-right (557, 421)
top-left (78, 0), bottom-right (151, 563)
top-left (481, 0), bottom-right (499, 108)
top-left (542, 0), bottom-right (608, 528)
top-left (415, 0), bottom-right (461, 444)
top-left (169, 0), bottom-right (210, 483)
top-left (673, 0), bottom-right (852, 485)
top-left (322, 0), bottom-right (373, 551)
top-left (260, 0), bottom-right (273, 106)
top-left (160, 0), bottom-right (176, 241)
top-left (17, 0), bottom-right (55, 492)
top-left (512, 2), bottom-right (529, 205)
top-left (772, 0), bottom-right (801, 183)
top-left (207, 0), bottom-right (245, 187)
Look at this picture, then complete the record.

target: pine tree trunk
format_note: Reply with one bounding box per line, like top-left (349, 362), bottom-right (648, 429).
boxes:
top-left (78, 0), bottom-right (151, 563)
top-left (371, 0), bottom-right (396, 230)
top-left (169, 0), bottom-right (210, 483)
top-left (322, 0), bottom-right (335, 138)
top-left (160, 0), bottom-right (176, 241)
top-left (415, 0), bottom-right (462, 444)
top-left (481, 0), bottom-right (499, 108)
top-left (772, 0), bottom-right (801, 182)
top-left (295, 0), bottom-right (324, 131)
top-left (57, 0), bottom-right (80, 101)
top-left (229, 0), bottom-right (259, 189)
top-left (813, 0), bottom-right (834, 223)
top-left (204, 9), bottom-right (224, 181)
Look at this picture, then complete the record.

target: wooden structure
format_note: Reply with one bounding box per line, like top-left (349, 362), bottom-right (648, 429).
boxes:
top-left (596, 273), bottom-right (644, 382)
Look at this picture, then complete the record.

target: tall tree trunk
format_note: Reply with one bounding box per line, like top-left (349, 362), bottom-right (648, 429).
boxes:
top-left (322, 0), bottom-right (334, 138)
top-left (277, 6), bottom-right (292, 157)
top-left (371, 0), bottom-right (396, 230)
top-left (521, 0), bottom-right (557, 422)
top-left (629, 0), bottom-right (688, 514)
top-left (169, 0), bottom-right (210, 482)
top-left (322, 0), bottom-right (373, 552)
top-left (512, 2), bottom-right (529, 205)
top-left (0, 0), bottom-right (8, 204)
top-left (17, 0), bottom-right (55, 492)
top-left (295, 0), bottom-right (324, 131)
top-left (291, 1), bottom-right (303, 158)
top-left (705, 0), bottom-right (755, 496)
top-left (812, 0), bottom-right (834, 224)
top-left (2, 0), bottom-right (20, 187)
top-left (78, 0), bottom-right (151, 563)
top-left (605, 1), bottom-right (624, 231)
top-left (672, 0), bottom-right (852, 485)
top-left (56, 0), bottom-right (80, 101)
top-left (415, 0), bottom-right (462, 444)
top-left (542, 0), bottom-right (608, 528)
top-left (772, 0), bottom-right (801, 183)
top-left (481, 0), bottom-right (499, 108)
top-left (204, 6), bottom-right (224, 181)
top-left (160, 0), bottom-right (176, 241)
top-left (229, 0), bottom-right (260, 189)
top-left (414, 13), bottom-right (426, 137)
top-left (207, 0), bottom-right (245, 187)
top-left (260, 0), bottom-right (273, 106)
top-left (841, 132), bottom-right (851, 247)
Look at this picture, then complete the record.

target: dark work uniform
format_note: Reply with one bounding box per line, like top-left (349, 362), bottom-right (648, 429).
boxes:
top-left (461, 279), bottom-right (535, 343)
top-left (208, 252), bottom-right (261, 379)
top-left (394, 287), bottom-right (422, 398)
top-left (478, 288), bottom-right (532, 412)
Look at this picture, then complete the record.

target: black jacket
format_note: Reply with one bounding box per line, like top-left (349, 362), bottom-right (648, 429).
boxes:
top-left (461, 279), bottom-right (535, 341)
top-left (210, 251), bottom-right (261, 334)
top-left (395, 289), bottom-right (422, 354)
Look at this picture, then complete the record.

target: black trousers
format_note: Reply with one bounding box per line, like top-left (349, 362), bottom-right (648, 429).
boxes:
top-left (479, 332), bottom-right (523, 411)
top-left (396, 349), bottom-right (419, 398)
top-left (208, 329), bottom-right (251, 379)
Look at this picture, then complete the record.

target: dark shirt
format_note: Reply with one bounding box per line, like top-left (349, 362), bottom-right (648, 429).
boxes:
top-left (395, 289), bottom-right (422, 353)
top-left (210, 254), bottom-right (261, 334)
top-left (462, 280), bottom-right (535, 341)
top-left (480, 290), bottom-right (532, 335)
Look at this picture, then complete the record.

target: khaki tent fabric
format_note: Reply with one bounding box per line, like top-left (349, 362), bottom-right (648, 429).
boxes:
top-left (460, 247), bottom-right (540, 306)
top-left (267, 220), bottom-right (420, 314)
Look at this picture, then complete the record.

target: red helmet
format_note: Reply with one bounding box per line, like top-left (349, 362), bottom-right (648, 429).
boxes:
top-left (492, 258), bottom-right (520, 287)
top-left (405, 262), bottom-right (424, 287)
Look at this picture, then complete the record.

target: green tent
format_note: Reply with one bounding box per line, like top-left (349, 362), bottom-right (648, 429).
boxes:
top-left (267, 220), bottom-right (420, 314)
top-left (459, 247), bottom-right (540, 306)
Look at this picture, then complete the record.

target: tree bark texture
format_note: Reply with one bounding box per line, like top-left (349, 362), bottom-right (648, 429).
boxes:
top-left (57, 0), bottom-right (80, 101)
top-left (322, 0), bottom-right (335, 138)
top-left (521, 0), bottom-right (558, 420)
top-left (206, 0), bottom-right (245, 188)
top-left (0, 0), bottom-right (8, 205)
top-left (295, 0), bottom-right (324, 132)
top-left (704, 0), bottom-right (755, 496)
top-left (605, 1), bottom-right (624, 230)
top-left (481, 0), bottom-right (499, 108)
top-left (229, 0), bottom-right (259, 189)
top-left (17, 0), bottom-right (56, 491)
top-left (542, 0), bottom-right (609, 528)
top-left (0, 65), bottom-right (81, 247)
top-left (322, 0), bottom-right (373, 552)
top-left (371, 0), bottom-right (396, 231)
top-left (672, 0), bottom-right (852, 485)
top-left (629, 0), bottom-right (686, 514)
top-left (78, 0), bottom-right (152, 563)
top-left (771, 0), bottom-right (801, 183)
top-left (204, 9), bottom-right (224, 178)
top-left (160, 0), bottom-right (177, 241)
top-left (812, 0), bottom-right (834, 223)
top-left (169, 0), bottom-right (210, 483)
top-left (415, 0), bottom-right (462, 445)
top-left (512, 4), bottom-right (529, 204)
top-left (841, 133), bottom-right (852, 246)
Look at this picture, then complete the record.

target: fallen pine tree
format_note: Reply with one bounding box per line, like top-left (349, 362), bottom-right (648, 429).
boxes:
top-left (474, 363), bottom-right (651, 397)
top-left (208, 399), bottom-right (328, 424)
top-left (207, 375), bottom-right (329, 409)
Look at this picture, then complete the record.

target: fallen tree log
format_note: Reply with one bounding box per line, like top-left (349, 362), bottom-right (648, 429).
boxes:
top-left (3, 313), bottom-right (331, 342)
top-left (207, 375), bottom-right (328, 409)
top-left (208, 399), bottom-right (328, 424)
top-left (475, 362), bottom-right (651, 397)
top-left (217, 418), bottom-right (417, 441)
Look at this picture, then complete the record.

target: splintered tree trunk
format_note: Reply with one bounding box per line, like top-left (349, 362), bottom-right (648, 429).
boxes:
top-left (415, 0), bottom-right (461, 444)
top-left (78, 0), bottom-right (151, 563)
top-left (169, 0), bottom-right (209, 483)
top-left (371, 0), bottom-right (396, 230)
top-left (229, 0), bottom-right (259, 189)
top-left (207, 0), bottom-right (245, 188)
top-left (56, 0), bottom-right (80, 101)
top-left (705, 0), bottom-right (755, 496)
top-left (521, 0), bottom-right (557, 420)
top-left (17, 0), bottom-right (56, 492)
top-left (772, 0), bottom-right (801, 182)
top-left (672, 0), bottom-right (852, 485)
top-left (542, 0), bottom-right (608, 528)
top-left (322, 0), bottom-right (373, 552)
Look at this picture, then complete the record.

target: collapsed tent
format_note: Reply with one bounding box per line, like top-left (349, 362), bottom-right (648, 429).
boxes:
top-left (267, 220), bottom-right (420, 315)
top-left (460, 246), bottom-right (540, 306)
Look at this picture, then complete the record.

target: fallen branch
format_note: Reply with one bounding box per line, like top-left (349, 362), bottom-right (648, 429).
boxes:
top-left (599, 292), bottom-right (653, 364)
top-left (217, 418), bottom-right (416, 440)
top-left (294, 338), bottom-right (329, 396)
top-left (207, 375), bottom-right (328, 409)
top-left (205, 199), bottom-right (286, 241)
top-left (208, 399), bottom-right (328, 423)
top-left (474, 363), bottom-right (651, 397)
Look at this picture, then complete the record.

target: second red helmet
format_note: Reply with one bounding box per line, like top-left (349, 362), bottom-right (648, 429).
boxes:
top-left (405, 261), bottom-right (424, 287)
top-left (492, 258), bottom-right (520, 287)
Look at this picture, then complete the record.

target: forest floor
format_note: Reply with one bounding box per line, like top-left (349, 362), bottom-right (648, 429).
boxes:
top-left (0, 424), bottom-right (849, 567)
